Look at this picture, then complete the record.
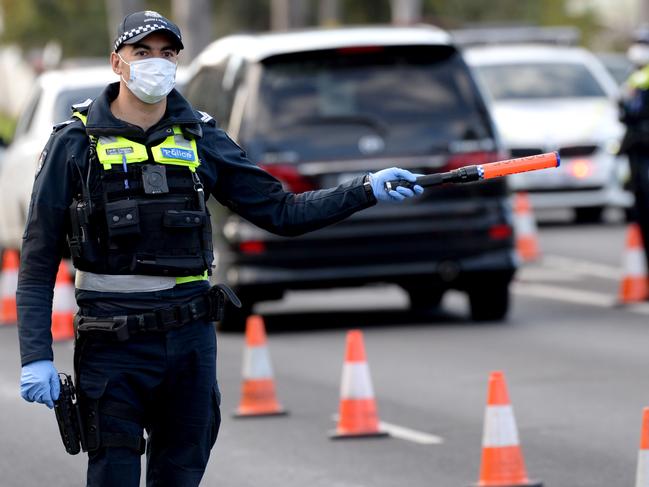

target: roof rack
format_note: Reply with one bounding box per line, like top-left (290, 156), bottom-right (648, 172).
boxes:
top-left (450, 25), bottom-right (581, 47)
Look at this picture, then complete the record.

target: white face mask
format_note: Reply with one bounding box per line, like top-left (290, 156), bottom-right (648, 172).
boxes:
top-left (119, 54), bottom-right (177, 104)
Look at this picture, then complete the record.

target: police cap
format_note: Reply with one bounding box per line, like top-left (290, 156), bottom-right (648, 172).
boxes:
top-left (113, 10), bottom-right (184, 53)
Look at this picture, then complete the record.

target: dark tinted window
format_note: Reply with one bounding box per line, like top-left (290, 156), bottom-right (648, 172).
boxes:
top-left (475, 62), bottom-right (607, 100)
top-left (243, 46), bottom-right (491, 162)
top-left (185, 59), bottom-right (246, 127)
top-left (185, 65), bottom-right (227, 122)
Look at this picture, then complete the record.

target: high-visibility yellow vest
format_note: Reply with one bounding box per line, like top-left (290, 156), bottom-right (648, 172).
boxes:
top-left (69, 111), bottom-right (211, 283)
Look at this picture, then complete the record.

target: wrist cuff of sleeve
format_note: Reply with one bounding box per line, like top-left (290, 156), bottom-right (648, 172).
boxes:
top-left (363, 174), bottom-right (376, 204)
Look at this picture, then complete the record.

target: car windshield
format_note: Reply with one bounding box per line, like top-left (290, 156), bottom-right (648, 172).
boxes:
top-left (474, 62), bottom-right (607, 100)
top-left (53, 86), bottom-right (105, 124)
top-left (244, 45), bottom-right (492, 162)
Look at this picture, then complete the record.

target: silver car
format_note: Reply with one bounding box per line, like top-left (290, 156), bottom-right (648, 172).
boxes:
top-left (0, 67), bottom-right (115, 250)
top-left (465, 44), bottom-right (632, 222)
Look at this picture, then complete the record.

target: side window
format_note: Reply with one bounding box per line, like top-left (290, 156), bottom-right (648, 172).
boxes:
top-left (14, 86), bottom-right (43, 139)
top-left (186, 58), bottom-right (247, 129)
top-left (186, 64), bottom-right (230, 126)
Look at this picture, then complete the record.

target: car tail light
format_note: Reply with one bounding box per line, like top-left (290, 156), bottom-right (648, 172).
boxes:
top-left (570, 158), bottom-right (593, 179)
top-left (445, 151), bottom-right (501, 171)
top-left (489, 223), bottom-right (513, 240)
top-left (239, 240), bottom-right (266, 254)
top-left (261, 164), bottom-right (316, 193)
top-left (337, 46), bottom-right (384, 55)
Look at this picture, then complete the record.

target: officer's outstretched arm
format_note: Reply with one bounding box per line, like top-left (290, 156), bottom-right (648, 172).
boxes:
top-left (206, 129), bottom-right (421, 237)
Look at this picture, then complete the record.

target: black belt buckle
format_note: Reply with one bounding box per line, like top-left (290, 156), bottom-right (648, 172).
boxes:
top-left (111, 316), bottom-right (129, 341)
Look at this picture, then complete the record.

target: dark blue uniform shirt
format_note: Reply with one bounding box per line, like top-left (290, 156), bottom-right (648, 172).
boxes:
top-left (17, 82), bottom-right (375, 366)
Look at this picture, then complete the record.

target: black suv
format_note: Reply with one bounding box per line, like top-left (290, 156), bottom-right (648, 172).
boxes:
top-left (185, 26), bottom-right (516, 328)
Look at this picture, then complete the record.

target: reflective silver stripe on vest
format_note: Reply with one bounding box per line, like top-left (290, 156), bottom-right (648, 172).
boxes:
top-left (75, 270), bottom-right (177, 293)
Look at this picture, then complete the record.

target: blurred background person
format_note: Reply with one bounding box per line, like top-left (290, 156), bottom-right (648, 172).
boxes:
top-left (620, 25), bottom-right (649, 283)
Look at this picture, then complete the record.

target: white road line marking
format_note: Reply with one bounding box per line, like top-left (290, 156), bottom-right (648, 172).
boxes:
top-left (513, 281), bottom-right (649, 316)
top-left (331, 415), bottom-right (444, 445)
top-left (378, 421), bottom-right (444, 445)
top-left (541, 254), bottom-right (622, 280)
top-left (512, 282), bottom-right (616, 308)
top-left (516, 266), bottom-right (580, 282)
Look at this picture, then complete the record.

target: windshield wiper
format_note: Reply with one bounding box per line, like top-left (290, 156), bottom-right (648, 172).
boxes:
top-left (299, 114), bottom-right (389, 135)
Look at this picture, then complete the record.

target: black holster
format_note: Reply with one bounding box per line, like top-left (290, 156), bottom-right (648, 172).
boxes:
top-left (54, 373), bottom-right (86, 455)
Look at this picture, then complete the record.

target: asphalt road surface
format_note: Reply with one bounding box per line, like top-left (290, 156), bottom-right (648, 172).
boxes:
top-left (1, 210), bottom-right (647, 486)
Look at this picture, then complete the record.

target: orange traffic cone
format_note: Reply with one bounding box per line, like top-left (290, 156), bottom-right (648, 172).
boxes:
top-left (513, 192), bottom-right (540, 262)
top-left (472, 371), bottom-right (542, 487)
top-left (0, 249), bottom-right (19, 325)
top-left (51, 260), bottom-right (76, 341)
top-left (635, 407), bottom-right (649, 487)
top-left (618, 223), bottom-right (649, 303)
top-left (233, 315), bottom-right (287, 417)
top-left (330, 330), bottom-right (388, 439)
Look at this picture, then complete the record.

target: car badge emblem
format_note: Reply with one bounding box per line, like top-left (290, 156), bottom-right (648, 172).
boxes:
top-left (358, 135), bottom-right (385, 155)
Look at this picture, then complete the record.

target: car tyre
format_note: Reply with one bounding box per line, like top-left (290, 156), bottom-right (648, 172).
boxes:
top-left (405, 285), bottom-right (445, 313)
top-left (468, 282), bottom-right (510, 322)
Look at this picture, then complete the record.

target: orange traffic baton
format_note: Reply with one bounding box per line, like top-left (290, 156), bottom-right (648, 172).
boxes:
top-left (384, 152), bottom-right (560, 192)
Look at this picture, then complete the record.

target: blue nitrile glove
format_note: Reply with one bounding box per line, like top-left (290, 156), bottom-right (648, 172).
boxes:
top-left (20, 360), bottom-right (60, 409)
top-left (368, 168), bottom-right (424, 202)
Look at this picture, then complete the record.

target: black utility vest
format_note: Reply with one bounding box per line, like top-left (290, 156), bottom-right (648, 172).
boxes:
top-left (67, 112), bottom-right (213, 278)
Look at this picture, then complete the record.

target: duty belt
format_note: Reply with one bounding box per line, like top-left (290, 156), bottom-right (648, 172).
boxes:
top-left (74, 284), bottom-right (241, 341)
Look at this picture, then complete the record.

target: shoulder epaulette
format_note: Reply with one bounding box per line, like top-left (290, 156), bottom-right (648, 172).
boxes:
top-left (52, 118), bottom-right (76, 132)
top-left (197, 110), bottom-right (215, 125)
top-left (71, 98), bottom-right (93, 114)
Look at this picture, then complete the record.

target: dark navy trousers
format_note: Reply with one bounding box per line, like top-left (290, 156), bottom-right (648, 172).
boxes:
top-left (75, 317), bottom-right (221, 487)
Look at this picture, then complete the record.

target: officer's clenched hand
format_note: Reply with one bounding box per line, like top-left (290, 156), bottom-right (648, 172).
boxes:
top-left (20, 360), bottom-right (60, 409)
top-left (369, 168), bottom-right (424, 202)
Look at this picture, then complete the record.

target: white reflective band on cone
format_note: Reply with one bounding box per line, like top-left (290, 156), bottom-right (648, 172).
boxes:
top-left (340, 362), bottom-right (374, 399)
top-left (53, 282), bottom-right (76, 313)
top-left (516, 214), bottom-right (536, 235)
top-left (242, 346), bottom-right (273, 379)
top-left (0, 271), bottom-right (17, 296)
top-left (637, 451), bottom-right (649, 487)
top-left (482, 405), bottom-right (520, 447)
top-left (625, 249), bottom-right (648, 278)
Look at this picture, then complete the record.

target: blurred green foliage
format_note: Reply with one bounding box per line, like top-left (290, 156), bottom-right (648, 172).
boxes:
top-left (0, 0), bottom-right (602, 58)
top-left (1, 0), bottom-right (110, 57)
top-left (0, 111), bottom-right (16, 144)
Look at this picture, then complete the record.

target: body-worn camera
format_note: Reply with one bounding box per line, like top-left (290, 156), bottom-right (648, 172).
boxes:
top-left (142, 164), bottom-right (169, 194)
top-left (54, 373), bottom-right (85, 455)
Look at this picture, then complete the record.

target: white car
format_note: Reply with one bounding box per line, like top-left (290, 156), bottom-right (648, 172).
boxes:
top-left (465, 44), bottom-right (632, 222)
top-left (0, 67), bottom-right (116, 250)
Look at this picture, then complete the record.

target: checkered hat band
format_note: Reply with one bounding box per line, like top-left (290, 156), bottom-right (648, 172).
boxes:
top-left (114, 23), bottom-right (175, 51)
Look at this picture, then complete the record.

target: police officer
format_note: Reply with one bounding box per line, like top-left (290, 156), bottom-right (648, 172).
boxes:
top-left (621, 26), bottom-right (649, 277)
top-left (17, 11), bottom-right (422, 487)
